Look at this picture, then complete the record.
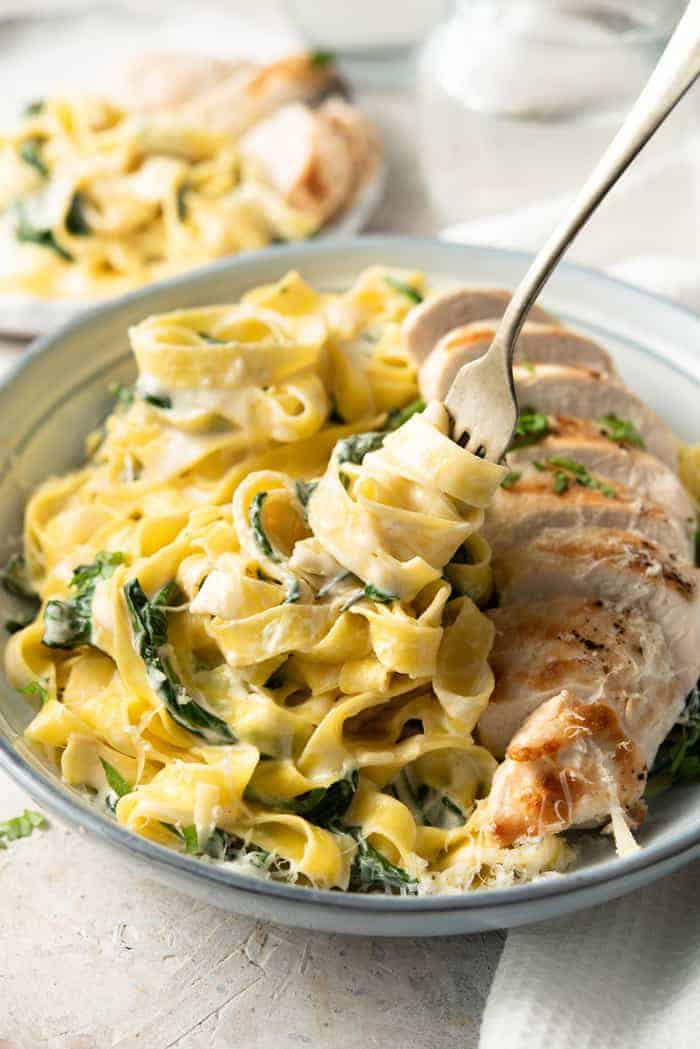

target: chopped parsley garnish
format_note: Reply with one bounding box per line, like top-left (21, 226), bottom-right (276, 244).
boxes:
top-left (0, 809), bottom-right (45, 847)
top-left (520, 359), bottom-right (536, 373)
top-left (43, 551), bottom-right (125, 649)
top-left (544, 456), bottom-right (617, 499)
top-left (124, 578), bottom-right (235, 744)
top-left (500, 470), bottom-right (522, 489)
top-left (19, 137), bottom-right (48, 178)
top-left (14, 203), bottom-right (72, 262)
top-left (363, 583), bottom-right (397, 604)
top-left (383, 275), bottom-right (423, 304)
top-left (336, 431), bottom-right (385, 465)
top-left (511, 405), bottom-right (549, 449)
top-left (249, 492), bottom-right (281, 563)
top-left (65, 192), bottom-right (91, 236)
top-left (597, 414), bottom-right (645, 449)
top-left (384, 397), bottom-right (425, 432)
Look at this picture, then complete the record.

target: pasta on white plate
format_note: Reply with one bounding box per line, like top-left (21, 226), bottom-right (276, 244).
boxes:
top-left (2, 267), bottom-right (572, 894)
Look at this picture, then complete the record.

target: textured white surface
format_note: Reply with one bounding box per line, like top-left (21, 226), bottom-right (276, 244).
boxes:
top-left (0, 774), bottom-right (503, 1048)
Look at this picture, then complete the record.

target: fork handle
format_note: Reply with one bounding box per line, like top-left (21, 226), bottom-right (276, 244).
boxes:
top-left (495, 0), bottom-right (700, 357)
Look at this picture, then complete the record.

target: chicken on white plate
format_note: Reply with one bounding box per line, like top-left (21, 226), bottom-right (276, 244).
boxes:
top-left (407, 289), bottom-right (700, 853)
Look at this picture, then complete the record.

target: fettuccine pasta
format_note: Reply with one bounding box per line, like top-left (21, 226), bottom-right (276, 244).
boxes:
top-left (3, 267), bottom-right (572, 894)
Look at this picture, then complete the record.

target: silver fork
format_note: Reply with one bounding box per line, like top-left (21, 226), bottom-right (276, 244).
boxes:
top-left (445, 0), bottom-right (700, 461)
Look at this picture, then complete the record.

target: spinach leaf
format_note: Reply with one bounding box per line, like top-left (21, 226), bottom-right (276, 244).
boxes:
top-left (383, 398), bottom-right (425, 432)
top-left (282, 771), bottom-right (358, 826)
top-left (43, 550), bottom-right (125, 649)
top-left (647, 684), bottom-right (700, 796)
top-left (336, 431), bottom-right (385, 465)
top-left (23, 99), bottom-right (45, 117)
top-left (283, 578), bottom-right (301, 604)
top-left (143, 393), bottom-right (172, 410)
top-left (124, 578), bottom-right (235, 744)
top-left (14, 203), bottom-right (73, 261)
top-left (695, 528), bottom-right (700, 568)
top-left (20, 681), bottom-right (48, 705)
top-left (383, 275), bottom-right (423, 304)
top-left (597, 414), bottom-right (645, 449)
top-left (347, 834), bottom-right (418, 895)
top-left (65, 192), bottom-right (91, 235)
top-left (511, 406), bottom-right (549, 449)
top-left (295, 479), bottom-right (318, 521)
top-left (197, 331), bottom-right (227, 344)
top-left (19, 138), bottom-right (48, 178)
top-left (0, 809), bottom-right (45, 847)
top-left (1, 554), bottom-right (38, 601)
top-left (363, 583), bottom-right (397, 604)
top-left (249, 492), bottom-right (281, 562)
top-left (5, 614), bottom-right (34, 634)
top-left (176, 184), bottom-right (188, 221)
top-left (100, 758), bottom-right (131, 799)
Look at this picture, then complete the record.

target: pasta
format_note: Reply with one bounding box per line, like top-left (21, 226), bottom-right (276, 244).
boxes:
top-left (0, 95), bottom-right (319, 300)
top-left (3, 267), bottom-right (572, 894)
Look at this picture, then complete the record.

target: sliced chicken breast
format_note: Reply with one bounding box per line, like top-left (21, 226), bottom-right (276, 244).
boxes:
top-left (513, 363), bottom-right (679, 469)
top-left (508, 416), bottom-right (695, 541)
top-left (239, 102), bottom-right (356, 224)
top-left (480, 597), bottom-right (677, 759)
top-left (485, 469), bottom-right (692, 562)
top-left (403, 288), bottom-right (555, 366)
top-left (420, 321), bottom-right (619, 401)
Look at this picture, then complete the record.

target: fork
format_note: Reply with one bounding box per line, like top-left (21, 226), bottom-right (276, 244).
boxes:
top-left (445, 0), bottom-right (700, 461)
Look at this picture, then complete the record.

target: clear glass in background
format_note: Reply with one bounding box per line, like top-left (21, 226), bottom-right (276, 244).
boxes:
top-left (286, 0), bottom-right (450, 83)
top-left (418, 0), bottom-right (697, 238)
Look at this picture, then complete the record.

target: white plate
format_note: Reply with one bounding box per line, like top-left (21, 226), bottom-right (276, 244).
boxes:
top-left (1, 236), bottom-right (699, 936)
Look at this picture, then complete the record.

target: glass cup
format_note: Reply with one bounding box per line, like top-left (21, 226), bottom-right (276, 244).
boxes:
top-left (418, 0), bottom-right (692, 228)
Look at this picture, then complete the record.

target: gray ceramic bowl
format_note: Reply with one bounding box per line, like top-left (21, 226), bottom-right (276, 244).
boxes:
top-left (1, 237), bottom-right (699, 936)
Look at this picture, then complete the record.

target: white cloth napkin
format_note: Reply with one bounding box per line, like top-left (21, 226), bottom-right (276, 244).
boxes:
top-left (443, 135), bottom-right (700, 1049)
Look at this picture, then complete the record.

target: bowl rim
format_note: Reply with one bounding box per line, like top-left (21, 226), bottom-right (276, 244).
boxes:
top-left (1, 233), bottom-right (699, 916)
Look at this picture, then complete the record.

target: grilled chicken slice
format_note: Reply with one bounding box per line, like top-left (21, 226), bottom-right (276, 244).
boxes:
top-left (112, 53), bottom-right (347, 136)
top-left (508, 416), bottom-right (695, 542)
top-left (491, 527), bottom-right (700, 699)
top-left (420, 321), bottom-right (619, 401)
top-left (239, 100), bottom-right (374, 225)
top-left (485, 469), bottom-right (692, 562)
top-left (480, 597), bottom-right (678, 759)
top-left (513, 363), bottom-right (679, 468)
top-left (403, 289), bottom-right (555, 366)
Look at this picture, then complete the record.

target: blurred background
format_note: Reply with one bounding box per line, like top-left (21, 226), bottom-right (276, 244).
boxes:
top-left (0, 0), bottom-right (697, 289)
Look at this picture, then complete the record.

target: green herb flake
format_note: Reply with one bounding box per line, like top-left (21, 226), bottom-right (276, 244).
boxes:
top-left (14, 203), bottom-right (72, 262)
top-left (597, 414), bottom-right (645, 449)
top-left (500, 470), bottom-right (522, 489)
top-left (336, 431), bottom-right (385, 465)
top-left (176, 184), bottom-right (188, 222)
top-left (520, 359), bottom-right (536, 373)
top-left (0, 808), bottom-right (45, 846)
top-left (19, 137), bottom-right (48, 178)
top-left (249, 491), bottom-right (281, 563)
top-left (511, 406), bottom-right (549, 449)
top-left (99, 757), bottom-right (132, 800)
top-left (363, 583), bottom-right (397, 604)
top-left (384, 398), bottom-right (426, 432)
top-left (110, 383), bottom-right (134, 406)
top-left (20, 680), bottom-right (48, 704)
top-left (124, 578), bottom-right (235, 744)
top-left (547, 456), bottom-right (617, 499)
top-left (383, 275), bottom-right (423, 304)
